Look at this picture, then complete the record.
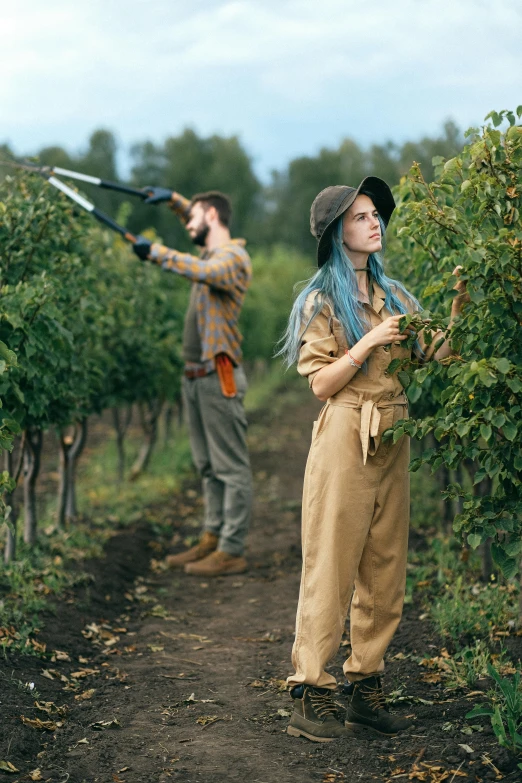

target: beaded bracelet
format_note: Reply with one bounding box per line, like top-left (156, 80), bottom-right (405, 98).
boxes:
top-left (345, 348), bottom-right (362, 369)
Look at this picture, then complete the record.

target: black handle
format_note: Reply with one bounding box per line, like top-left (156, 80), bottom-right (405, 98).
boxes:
top-left (92, 208), bottom-right (137, 242)
top-left (99, 180), bottom-right (150, 199)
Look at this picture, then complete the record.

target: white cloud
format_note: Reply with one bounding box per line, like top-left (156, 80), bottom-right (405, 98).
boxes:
top-left (0, 0), bottom-right (520, 175)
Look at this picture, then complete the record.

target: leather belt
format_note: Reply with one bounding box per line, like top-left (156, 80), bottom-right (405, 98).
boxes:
top-left (184, 366), bottom-right (211, 380)
top-left (329, 393), bottom-right (408, 465)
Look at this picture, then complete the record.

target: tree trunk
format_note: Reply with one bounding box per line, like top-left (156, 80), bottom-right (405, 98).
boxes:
top-left (66, 418), bottom-right (87, 523)
top-left (112, 407), bottom-right (132, 484)
top-left (23, 428), bottom-right (43, 546)
top-left (4, 447), bottom-right (20, 563)
top-left (130, 400), bottom-right (162, 481)
top-left (163, 403), bottom-right (174, 447)
top-left (57, 434), bottom-right (70, 529)
top-left (454, 463), bottom-right (464, 515)
top-left (481, 538), bottom-right (494, 583)
top-left (476, 476), bottom-right (494, 582)
top-left (518, 563), bottom-right (522, 628)
top-left (440, 463), bottom-right (453, 532)
top-left (57, 418), bottom-right (88, 527)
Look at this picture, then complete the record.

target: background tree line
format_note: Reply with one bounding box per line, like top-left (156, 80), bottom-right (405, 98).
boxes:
top-left (1, 119), bottom-right (463, 255)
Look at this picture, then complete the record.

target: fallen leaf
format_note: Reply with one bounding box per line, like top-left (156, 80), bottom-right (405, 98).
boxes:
top-left (21, 716), bottom-right (58, 731)
top-left (41, 669), bottom-right (55, 681)
top-left (70, 668), bottom-right (99, 679)
top-left (52, 650), bottom-right (71, 662)
top-left (0, 761), bottom-right (18, 773)
top-left (75, 689), bottom-right (96, 701)
top-left (103, 636), bottom-right (120, 647)
top-left (27, 638), bottom-right (47, 653)
top-left (458, 744), bottom-right (474, 754)
top-left (90, 718), bottom-right (121, 730)
top-left (161, 673), bottom-right (197, 680)
top-left (196, 715), bottom-right (219, 726)
top-left (34, 701), bottom-right (67, 717)
top-left (148, 644), bottom-right (164, 652)
top-left (29, 770), bottom-right (43, 781)
top-left (277, 708), bottom-right (291, 717)
top-left (421, 672), bottom-right (443, 684)
top-left (78, 656), bottom-right (90, 664)
top-left (118, 767), bottom-right (130, 773)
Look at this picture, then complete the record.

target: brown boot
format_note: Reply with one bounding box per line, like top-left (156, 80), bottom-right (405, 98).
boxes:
top-left (345, 676), bottom-right (412, 736)
top-left (165, 531), bottom-right (218, 568)
top-left (287, 685), bottom-right (349, 742)
top-left (184, 550), bottom-right (247, 576)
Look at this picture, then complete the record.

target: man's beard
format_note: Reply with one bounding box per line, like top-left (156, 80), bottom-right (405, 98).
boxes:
top-left (191, 222), bottom-right (210, 247)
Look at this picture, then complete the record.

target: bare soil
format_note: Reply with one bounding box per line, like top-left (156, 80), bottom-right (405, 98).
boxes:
top-left (1, 385), bottom-right (521, 783)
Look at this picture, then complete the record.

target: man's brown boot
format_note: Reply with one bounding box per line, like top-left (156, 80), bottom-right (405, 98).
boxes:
top-left (345, 676), bottom-right (412, 736)
top-left (287, 685), bottom-right (349, 742)
top-left (165, 531), bottom-right (218, 568)
top-left (184, 550), bottom-right (247, 576)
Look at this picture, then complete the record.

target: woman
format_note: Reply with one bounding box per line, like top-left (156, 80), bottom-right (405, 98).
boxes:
top-left (280, 177), bottom-right (466, 742)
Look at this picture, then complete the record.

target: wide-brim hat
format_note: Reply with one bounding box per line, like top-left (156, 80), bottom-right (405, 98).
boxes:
top-left (310, 176), bottom-right (395, 267)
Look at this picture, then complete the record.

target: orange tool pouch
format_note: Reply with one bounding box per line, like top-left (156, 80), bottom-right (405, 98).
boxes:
top-left (215, 353), bottom-right (237, 398)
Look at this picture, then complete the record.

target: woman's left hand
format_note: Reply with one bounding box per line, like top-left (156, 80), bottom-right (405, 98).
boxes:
top-left (452, 265), bottom-right (470, 312)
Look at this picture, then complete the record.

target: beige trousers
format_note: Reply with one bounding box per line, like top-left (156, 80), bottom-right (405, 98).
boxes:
top-left (288, 399), bottom-right (410, 689)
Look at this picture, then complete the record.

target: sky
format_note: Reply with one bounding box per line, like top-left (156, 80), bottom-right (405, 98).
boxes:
top-left (2, 0), bottom-right (521, 179)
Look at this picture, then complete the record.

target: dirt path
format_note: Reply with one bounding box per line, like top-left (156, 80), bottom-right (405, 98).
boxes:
top-left (2, 386), bottom-right (520, 783)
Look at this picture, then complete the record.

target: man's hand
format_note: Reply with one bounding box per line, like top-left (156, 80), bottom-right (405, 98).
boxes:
top-left (132, 235), bottom-right (152, 261)
top-left (143, 186), bottom-right (173, 205)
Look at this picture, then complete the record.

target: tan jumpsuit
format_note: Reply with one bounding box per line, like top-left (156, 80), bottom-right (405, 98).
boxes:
top-left (288, 282), bottom-right (413, 689)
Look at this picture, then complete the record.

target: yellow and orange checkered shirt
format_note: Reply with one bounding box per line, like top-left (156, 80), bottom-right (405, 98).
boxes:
top-left (149, 192), bottom-right (252, 365)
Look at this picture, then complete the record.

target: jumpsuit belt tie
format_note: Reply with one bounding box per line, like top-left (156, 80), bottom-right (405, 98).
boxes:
top-left (329, 393), bottom-right (408, 465)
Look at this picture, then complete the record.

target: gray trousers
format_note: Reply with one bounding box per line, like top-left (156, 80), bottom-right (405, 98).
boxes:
top-left (182, 367), bottom-right (253, 556)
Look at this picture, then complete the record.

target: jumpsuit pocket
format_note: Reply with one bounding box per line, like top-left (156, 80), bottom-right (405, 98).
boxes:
top-left (311, 404), bottom-right (332, 442)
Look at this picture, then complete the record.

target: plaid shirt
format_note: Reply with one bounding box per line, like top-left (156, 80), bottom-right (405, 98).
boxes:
top-left (149, 192), bottom-right (252, 365)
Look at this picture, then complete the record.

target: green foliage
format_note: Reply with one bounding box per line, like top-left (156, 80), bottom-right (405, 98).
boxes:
top-left (389, 108), bottom-right (522, 574)
top-left (262, 121), bottom-right (463, 255)
top-left (0, 170), bottom-right (100, 431)
top-left (129, 129), bottom-right (261, 252)
top-left (431, 576), bottom-right (517, 643)
top-left (445, 639), bottom-right (496, 690)
top-left (22, 121), bottom-right (464, 254)
top-left (83, 227), bottom-right (184, 412)
top-left (467, 665), bottom-right (522, 763)
top-left (240, 245), bottom-right (314, 362)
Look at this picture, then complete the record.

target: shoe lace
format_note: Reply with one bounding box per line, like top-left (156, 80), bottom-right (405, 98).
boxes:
top-left (360, 682), bottom-right (387, 711)
top-left (308, 688), bottom-right (339, 720)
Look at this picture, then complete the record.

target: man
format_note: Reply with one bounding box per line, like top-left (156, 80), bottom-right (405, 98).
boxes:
top-left (132, 187), bottom-right (253, 577)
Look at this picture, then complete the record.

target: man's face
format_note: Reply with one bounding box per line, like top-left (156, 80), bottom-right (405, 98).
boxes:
top-left (187, 202), bottom-right (210, 247)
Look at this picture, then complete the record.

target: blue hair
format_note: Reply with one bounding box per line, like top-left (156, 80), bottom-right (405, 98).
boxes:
top-left (278, 215), bottom-right (421, 367)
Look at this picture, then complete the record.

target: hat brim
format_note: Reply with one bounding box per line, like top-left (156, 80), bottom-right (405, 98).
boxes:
top-left (317, 176), bottom-right (395, 267)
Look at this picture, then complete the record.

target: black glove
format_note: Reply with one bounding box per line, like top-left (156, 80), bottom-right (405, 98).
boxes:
top-left (132, 235), bottom-right (152, 261)
top-left (143, 186), bottom-right (173, 205)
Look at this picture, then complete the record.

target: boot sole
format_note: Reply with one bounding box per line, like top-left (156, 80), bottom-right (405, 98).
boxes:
top-left (344, 720), bottom-right (401, 737)
top-left (184, 563), bottom-right (248, 576)
top-left (287, 725), bottom-right (337, 742)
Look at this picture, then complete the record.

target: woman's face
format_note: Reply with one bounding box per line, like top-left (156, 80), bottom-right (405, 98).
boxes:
top-left (342, 194), bottom-right (382, 258)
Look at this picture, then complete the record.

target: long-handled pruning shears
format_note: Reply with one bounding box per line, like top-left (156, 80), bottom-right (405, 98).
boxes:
top-left (0, 159), bottom-right (153, 243)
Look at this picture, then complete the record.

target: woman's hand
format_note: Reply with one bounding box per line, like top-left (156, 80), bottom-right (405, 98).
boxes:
top-left (363, 315), bottom-right (410, 349)
top-left (452, 265), bottom-right (470, 313)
